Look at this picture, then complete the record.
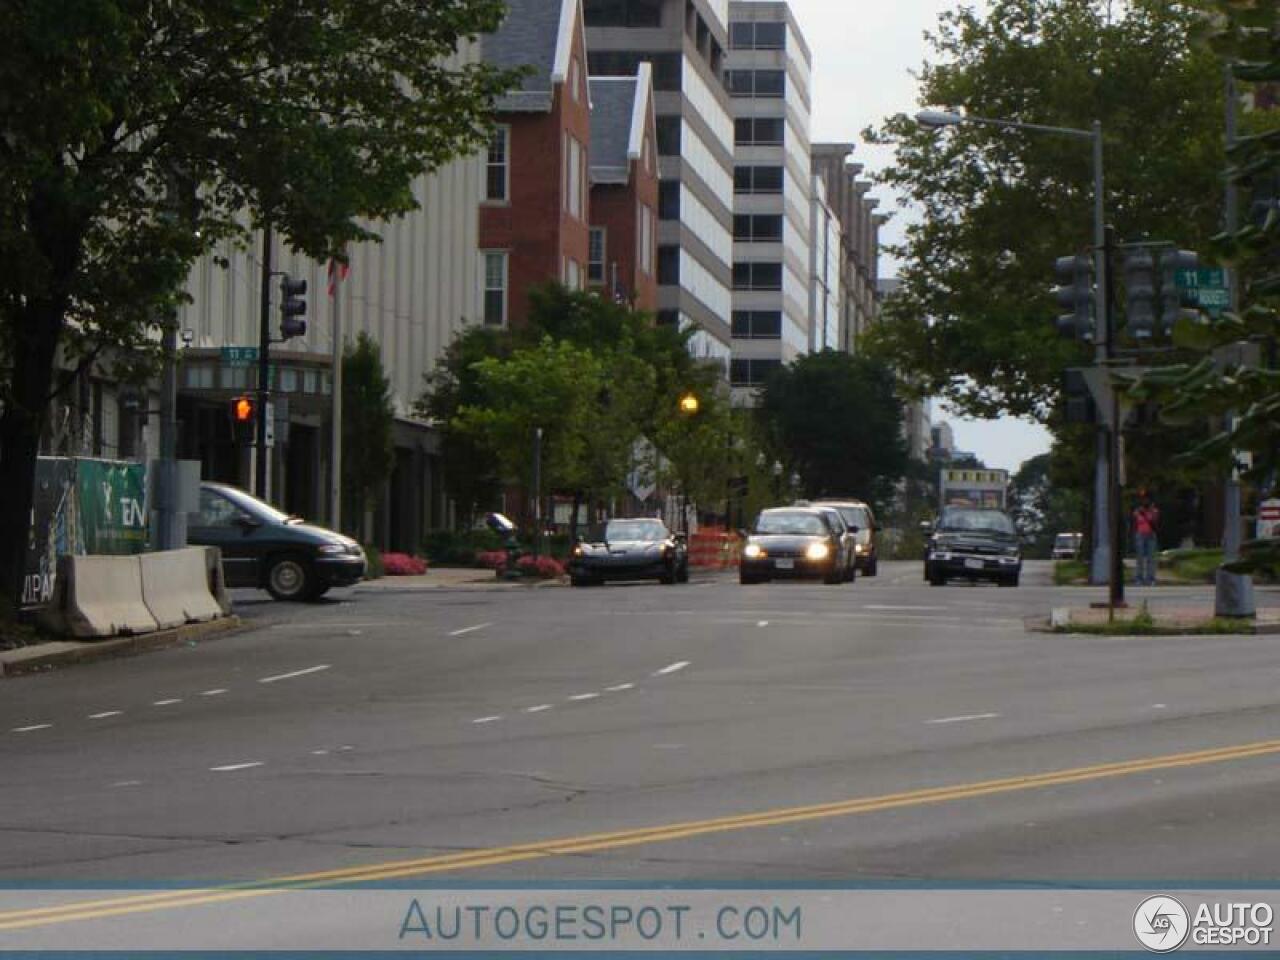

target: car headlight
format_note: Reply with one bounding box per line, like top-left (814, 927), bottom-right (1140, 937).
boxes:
top-left (744, 543), bottom-right (764, 559)
top-left (854, 543), bottom-right (866, 554)
top-left (317, 543), bottom-right (347, 555)
top-left (572, 545), bottom-right (584, 557)
top-left (806, 542), bottom-right (830, 561)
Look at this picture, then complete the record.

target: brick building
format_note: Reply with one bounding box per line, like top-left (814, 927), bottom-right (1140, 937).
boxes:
top-left (480, 0), bottom-right (593, 329)
top-left (587, 64), bottom-right (660, 311)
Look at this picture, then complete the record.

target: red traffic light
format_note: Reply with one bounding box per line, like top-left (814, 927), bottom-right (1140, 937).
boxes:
top-left (232, 396), bottom-right (256, 423)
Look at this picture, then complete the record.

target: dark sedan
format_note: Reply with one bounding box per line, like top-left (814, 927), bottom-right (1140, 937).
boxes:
top-left (923, 506), bottom-right (1022, 587)
top-left (740, 507), bottom-right (848, 585)
top-left (569, 518), bottom-right (689, 587)
top-left (188, 482), bottom-right (366, 601)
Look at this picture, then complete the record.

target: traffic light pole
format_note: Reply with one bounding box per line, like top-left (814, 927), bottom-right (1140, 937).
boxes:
top-left (1088, 120), bottom-right (1114, 590)
top-left (256, 223), bottom-right (272, 500)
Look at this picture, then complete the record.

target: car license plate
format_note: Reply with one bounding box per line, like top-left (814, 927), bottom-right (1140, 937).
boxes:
top-left (775, 559), bottom-right (794, 570)
top-left (964, 558), bottom-right (985, 570)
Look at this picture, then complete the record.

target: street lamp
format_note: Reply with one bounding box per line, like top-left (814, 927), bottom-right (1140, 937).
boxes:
top-left (914, 107), bottom-right (1119, 606)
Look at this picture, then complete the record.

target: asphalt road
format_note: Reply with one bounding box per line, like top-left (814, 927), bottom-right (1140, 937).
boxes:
top-left (3, 559), bottom-right (1280, 896)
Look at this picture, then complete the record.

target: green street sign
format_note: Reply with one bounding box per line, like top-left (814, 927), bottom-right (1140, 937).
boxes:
top-left (1175, 267), bottom-right (1226, 290)
top-left (220, 346), bottom-right (259, 367)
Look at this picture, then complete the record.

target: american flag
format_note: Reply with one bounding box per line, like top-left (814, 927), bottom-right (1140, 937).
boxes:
top-left (327, 258), bottom-right (350, 297)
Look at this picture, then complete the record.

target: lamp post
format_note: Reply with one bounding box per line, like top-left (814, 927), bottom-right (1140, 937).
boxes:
top-left (915, 109), bottom-right (1118, 604)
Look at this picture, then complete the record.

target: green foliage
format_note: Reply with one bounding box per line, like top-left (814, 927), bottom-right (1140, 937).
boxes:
top-left (864, 0), bottom-right (1225, 420)
top-left (0, 0), bottom-right (521, 612)
top-left (1009, 451), bottom-right (1088, 557)
top-left (420, 528), bottom-right (506, 566)
top-left (362, 545), bottom-right (384, 581)
top-left (1053, 559), bottom-right (1089, 585)
top-left (755, 351), bottom-right (908, 512)
top-left (342, 332), bottom-right (395, 530)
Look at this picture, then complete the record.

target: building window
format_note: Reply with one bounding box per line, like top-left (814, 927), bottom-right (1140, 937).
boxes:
top-left (486, 127), bottom-right (509, 202)
top-left (733, 214), bottom-right (783, 242)
top-left (731, 310), bottom-right (782, 339)
top-left (483, 252), bottom-right (507, 326)
top-left (638, 203), bottom-right (654, 274)
top-left (565, 257), bottom-right (582, 291)
top-left (730, 21), bottom-right (786, 50)
top-left (656, 309), bottom-right (679, 327)
top-left (656, 115), bottom-right (681, 156)
top-left (732, 261), bottom-right (782, 291)
top-left (565, 134), bottom-right (584, 219)
top-left (588, 228), bottom-right (606, 284)
top-left (659, 180), bottom-right (681, 220)
top-left (734, 165), bottom-right (784, 195)
top-left (734, 117), bottom-right (785, 146)
top-left (724, 69), bottom-right (785, 98)
top-left (588, 51), bottom-right (681, 90)
top-left (570, 58), bottom-right (580, 103)
top-left (730, 357), bottom-right (782, 386)
top-left (584, 0), bottom-right (661, 28)
top-left (657, 244), bottom-right (680, 285)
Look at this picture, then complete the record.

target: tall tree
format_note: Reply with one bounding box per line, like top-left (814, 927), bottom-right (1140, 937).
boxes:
top-left (0, 0), bottom-right (519, 614)
top-left (341, 333), bottom-right (396, 539)
top-left (756, 351), bottom-right (908, 512)
top-left (864, 0), bottom-right (1225, 420)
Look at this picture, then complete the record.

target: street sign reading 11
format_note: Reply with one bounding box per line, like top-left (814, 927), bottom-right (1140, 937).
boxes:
top-left (1175, 267), bottom-right (1228, 314)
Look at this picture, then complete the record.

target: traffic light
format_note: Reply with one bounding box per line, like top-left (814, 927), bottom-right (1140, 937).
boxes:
top-left (1158, 249), bottom-right (1199, 337)
top-left (1122, 248), bottom-right (1156, 340)
top-left (1061, 368), bottom-right (1096, 425)
top-left (1053, 254), bottom-right (1095, 341)
top-left (230, 394), bottom-right (256, 443)
top-left (279, 275), bottom-right (307, 339)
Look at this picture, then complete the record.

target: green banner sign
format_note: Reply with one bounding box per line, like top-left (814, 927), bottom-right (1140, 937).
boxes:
top-left (77, 460), bottom-right (149, 555)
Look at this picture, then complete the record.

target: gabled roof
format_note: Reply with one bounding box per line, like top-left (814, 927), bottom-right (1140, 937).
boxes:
top-left (483, 0), bottom-right (584, 113)
top-left (589, 64), bottom-right (654, 185)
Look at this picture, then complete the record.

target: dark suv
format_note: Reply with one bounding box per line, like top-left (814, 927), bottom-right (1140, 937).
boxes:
top-left (923, 506), bottom-right (1021, 587)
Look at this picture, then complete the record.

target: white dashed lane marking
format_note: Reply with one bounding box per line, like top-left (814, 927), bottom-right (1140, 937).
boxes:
top-left (605, 683), bottom-right (635, 692)
top-left (88, 711), bottom-right (122, 720)
top-left (568, 693), bottom-right (600, 702)
top-left (653, 661), bottom-right (690, 676)
top-left (448, 622), bottom-right (494, 637)
top-left (472, 716), bottom-right (503, 725)
top-left (12, 724), bottom-right (52, 733)
top-left (525, 705), bottom-right (553, 714)
top-left (152, 699), bottom-right (182, 707)
top-left (258, 664), bottom-right (331, 684)
top-left (201, 689), bottom-right (228, 697)
top-left (210, 761), bottom-right (265, 773)
top-left (926, 712), bottom-right (1002, 725)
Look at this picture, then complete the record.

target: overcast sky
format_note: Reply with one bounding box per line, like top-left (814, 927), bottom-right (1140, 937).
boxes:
top-left (785, 0), bottom-right (1052, 474)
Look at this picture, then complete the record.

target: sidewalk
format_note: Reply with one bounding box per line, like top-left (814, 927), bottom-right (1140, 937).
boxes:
top-left (0, 617), bottom-right (241, 678)
top-left (1041, 603), bottom-right (1280, 635)
top-left (355, 567), bottom-right (566, 590)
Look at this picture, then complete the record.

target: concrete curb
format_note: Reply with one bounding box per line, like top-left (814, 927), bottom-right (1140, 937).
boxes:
top-left (355, 573), bottom-right (568, 591)
top-left (1027, 613), bottom-right (1280, 636)
top-left (0, 616), bottom-right (242, 678)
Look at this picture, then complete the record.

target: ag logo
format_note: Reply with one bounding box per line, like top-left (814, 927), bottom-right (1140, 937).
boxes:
top-left (1134, 895), bottom-right (1190, 952)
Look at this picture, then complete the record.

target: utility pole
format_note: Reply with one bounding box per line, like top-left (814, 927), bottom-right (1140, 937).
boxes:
top-left (1089, 119), bottom-right (1112, 589)
top-left (330, 259), bottom-right (343, 532)
top-left (255, 224), bottom-right (273, 501)
top-left (1216, 67), bottom-right (1257, 618)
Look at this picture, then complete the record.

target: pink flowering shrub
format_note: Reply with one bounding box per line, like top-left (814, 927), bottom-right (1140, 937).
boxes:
top-left (380, 553), bottom-right (428, 576)
top-left (516, 554), bottom-right (565, 579)
top-left (475, 550), bottom-right (510, 571)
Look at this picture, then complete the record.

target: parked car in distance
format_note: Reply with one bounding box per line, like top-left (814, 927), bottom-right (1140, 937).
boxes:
top-left (568, 518), bottom-right (688, 587)
top-left (811, 498), bottom-right (879, 576)
top-left (188, 482), bottom-right (366, 601)
top-left (923, 506), bottom-right (1022, 587)
top-left (740, 507), bottom-right (849, 585)
top-left (1051, 531), bottom-right (1084, 560)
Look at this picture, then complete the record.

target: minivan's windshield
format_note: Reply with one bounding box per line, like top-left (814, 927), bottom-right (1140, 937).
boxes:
top-left (938, 507), bottom-right (1016, 537)
top-left (755, 511), bottom-right (828, 536)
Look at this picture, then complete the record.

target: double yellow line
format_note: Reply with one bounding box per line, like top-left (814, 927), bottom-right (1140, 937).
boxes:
top-left (4, 736), bottom-right (1280, 931)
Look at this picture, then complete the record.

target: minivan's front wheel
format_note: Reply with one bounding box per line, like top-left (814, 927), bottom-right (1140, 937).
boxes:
top-left (266, 555), bottom-right (313, 601)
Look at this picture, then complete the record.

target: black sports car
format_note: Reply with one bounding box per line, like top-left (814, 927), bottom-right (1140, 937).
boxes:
top-left (923, 506), bottom-right (1022, 587)
top-left (569, 518), bottom-right (689, 586)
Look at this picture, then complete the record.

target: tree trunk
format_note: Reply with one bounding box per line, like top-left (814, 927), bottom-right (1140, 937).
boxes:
top-left (0, 304), bottom-right (65, 620)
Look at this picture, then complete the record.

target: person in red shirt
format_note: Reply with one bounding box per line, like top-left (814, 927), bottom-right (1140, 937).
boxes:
top-left (1132, 492), bottom-right (1161, 586)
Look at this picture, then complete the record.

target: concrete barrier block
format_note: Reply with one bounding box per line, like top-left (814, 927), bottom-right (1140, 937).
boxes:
top-left (40, 555), bottom-right (159, 639)
top-left (201, 546), bottom-right (234, 616)
top-left (140, 547), bottom-right (224, 629)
